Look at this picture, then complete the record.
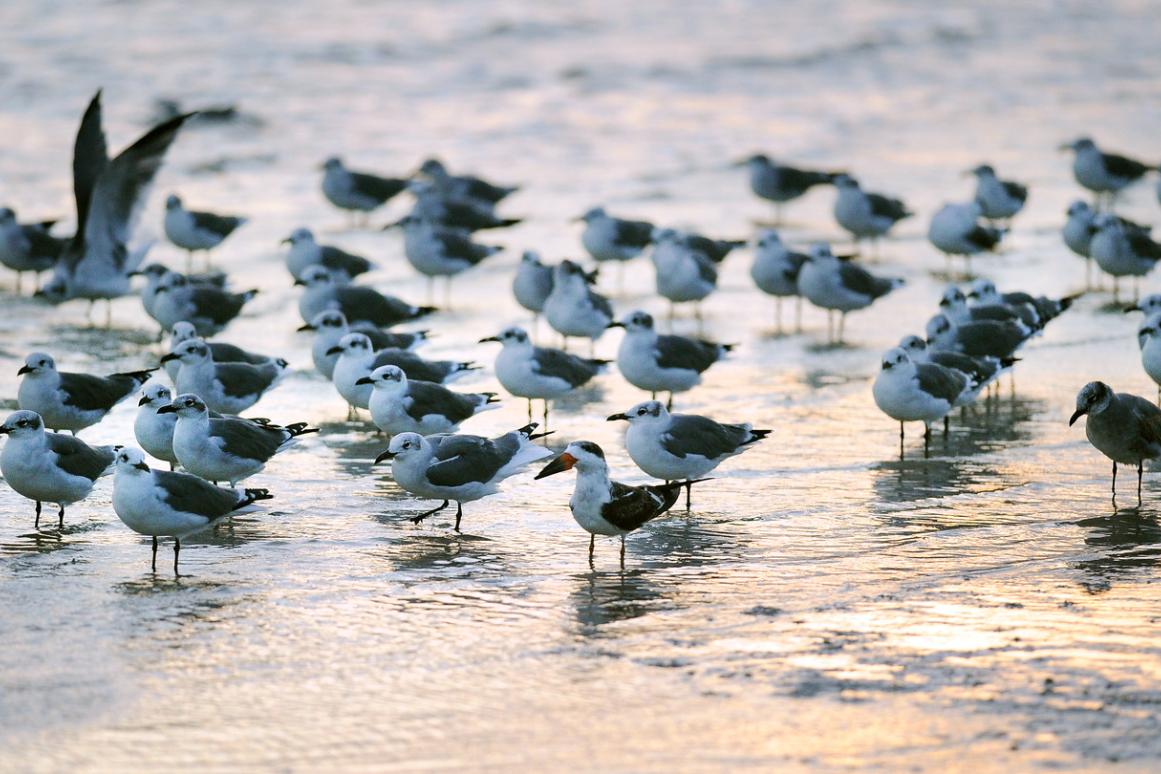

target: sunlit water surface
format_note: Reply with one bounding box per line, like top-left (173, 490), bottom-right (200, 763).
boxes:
top-left (2, 1), bottom-right (1161, 770)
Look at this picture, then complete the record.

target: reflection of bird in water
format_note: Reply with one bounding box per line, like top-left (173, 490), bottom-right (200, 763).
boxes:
top-left (1074, 509), bottom-right (1161, 593)
top-left (570, 568), bottom-right (667, 631)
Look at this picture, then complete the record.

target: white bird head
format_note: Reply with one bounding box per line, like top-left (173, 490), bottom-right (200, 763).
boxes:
top-left (966, 279), bottom-right (999, 304)
top-left (520, 250), bottom-right (542, 266)
top-left (1066, 200), bottom-right (1092, 218)
top-left (162, 339), bottom-right (211, 366)
top-left (755, 229), bottom-right (782, 249)
top-left (925, 313), bottom-right (956, 346)
top-left (0, 410), bottom-right (45, 438)
top-left (323, 157), bottom-right (343, 171)
top-left (480, 327), bottom-right (531, 349)
top-left (0, 207), bottom-right (15, 223)
top-left (832, 174), bottom-right (859, 190)
top-left (807, 242), bottom-right (836, 263)
top-left (374, 432), bottom-right (428, 465)
top-left (17, 352), bottom-right (56, 378)
top-left (138, 383), bottom-right (173, 407)
top-left (879, 347), bottom-right (913, 373)
top-left (114, 446), bottom-right (151, 474)
top-left (938, 286), bottom-right (968, 311)
top-left (608, 400), bottom-right (668, 426)
top-left (165, 194), bottom-right (182, 210)
top-left (157, 393), bottom-right (209, 418)
top-left (329, 332), bottom-right (373, 359)
top-left (358, 364), bottom-right (407, 393)
top-left (284, 227), bottom-right (314, 246)
top-left (897, 335), bottom-right (927, 358)
top-left (612, 310), bottom-right (654, 334)
top-left (295, 265), bottom-right (334, 288)
top-left (170, 321), bottom-right (198, 344)
top-left (418, 158), bottom-right (448, 178)
top-left (578, 207), bottom-right (606, 223)
top-left (301, 310), bottom-right (349, 334)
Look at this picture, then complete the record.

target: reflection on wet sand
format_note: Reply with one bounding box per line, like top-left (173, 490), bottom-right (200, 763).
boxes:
top-left (1075, 508), bottom-right (1161, 593)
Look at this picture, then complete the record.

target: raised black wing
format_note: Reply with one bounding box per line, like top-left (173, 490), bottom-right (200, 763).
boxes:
top-left (602, 480), bottom-right (683, 532)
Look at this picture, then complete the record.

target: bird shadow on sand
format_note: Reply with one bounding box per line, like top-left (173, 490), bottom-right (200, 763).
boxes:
top-left (0, 519), bottom-right (104, 556)
top-left (1074, 507), bottom-right (1161, 593)
top-left (569, 566), bottom-right (669, 632)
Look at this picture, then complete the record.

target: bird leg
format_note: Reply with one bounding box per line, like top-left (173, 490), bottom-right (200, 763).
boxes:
top-left (453, 502), bottom-right (463, 533)
top-left (173, 538), bottom-right (181, 576)
top-left (775, 297), bottom-right (782, 333)
top-left (589, 533), bottom-right (595, 560)
top-left (795, 295), bottom-right (803, 333)
top-left (543, 401), bottom-right (550, 433)
top-left (1138, 460), bottom-right (1144, 505)
top-left (152, 536), bottom-right (158, 572)
top-left (527, 399), bottom-right (533, 423)
top-left (57, 503), bottom-right (65, 529)
top-left (685, 480), bottom-right (693, 511)
top-left (943, 415), bottom-right (949, 436)
top-left (1085, 258), bottom-right (1093, 291)
top-left (666, 393), bottom-right (674, 411)
top-left (411, 500), bottom-right (449, 525)
top-left (899, 422), bottom-right (905, 459)
top-left (620, 535), bottom-right (626, 565)
top-left (923, 423), bottom-right (931, 457)
top-left (34, 500), bottom-right (41, 530)
top-left (1113, 277), bottom-right (1120, 303)
top-left (837, 313), bottom-right (846, 344)
top-left (1112, 461), bottom-right (1118, 500)
top-left (15, 272), bottom-right (22, 294)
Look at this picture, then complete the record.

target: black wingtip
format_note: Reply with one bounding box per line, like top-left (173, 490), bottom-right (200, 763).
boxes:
top-left (749, 429), bottom-right (773, 441)
top-left (242, 488), bottom-right (274, 504)
top-left (529, 431), bottom-right (555, 441)
top-left (515, 422), bottom-right (539, 437)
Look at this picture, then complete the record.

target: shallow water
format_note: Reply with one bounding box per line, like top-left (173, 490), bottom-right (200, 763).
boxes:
top-left (3, 0), bottom-right (1161, 770)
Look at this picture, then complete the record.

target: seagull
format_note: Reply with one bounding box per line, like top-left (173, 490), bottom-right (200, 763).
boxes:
top-left (1089, 213), bottom-right (1161, 301)
top-left (796, 243), bottom-right (903, 343)
top-left (162, 339), bottom-right (287, 414)
top-left (1070, 381), bottom-right (1161, 504)
top-left (282, 228), bottom-right (374, 283)
top-left (873, 347), bottom-right (974, 445)
top-left (360, 365), bottom-right (499, 436)
top-left (297, 310), bottom-right (428, 379)
top-left (750, 229), bottom-right (808, 331)
top-left (534, 440), bottom-right (692, 562)
top-left (479, 326), bottom-right (608, 423)
top-left (148, 270), bottom-right (258, 336)
top-left (328, 332), bottom-right (477, 413)
top-left (608, 400), bottom-right (769, 507)
top-left (17, 352), bottom-right (154, 433)
top-left (163, 321), bottom-right (275, 383)
top-left (135, 383), bottom-right (183, 468)
top-left (608, 310), bottom-right (731, 407)
top-left (512, 250), bottom-right (554, 320)
top-left (673, 231), bottom-right (747, 264)
top-left (372, 424), bottom-right (550, 532)
top-left (416, 158), bottom-right (518, 205)
top-left (0, 207), bottom-right (66, 293)
top-left (965, 279), bottom-right (1076, 330)
top-left (295, 265), bottom-right (436, 328)
top-left (36, 91), bottom-right (191, 323)
top-left (736, 154), bottom-right (839, 221)
top-left (577, 207), bottom-right (654, 264)
top-left (898, 335), bottom-right (1015, 400)
top-left (832, 174), bottom-right (911, 249)
top-left (133, 263), bottom-right (227, 320)
top-left (406, 181), bottom-right (521, 232)
top-left (112, 446), bottom-right (273, 574)
top-left (1137, 314), bottom-right (1161, 403)
top-left (928, 201), bottom-right (1005, 274)
top-left (1128, 295), bottom-right (1161, 319)
top-left (542, 260), bottom-right (614, 351)
top-left (939, 285), bottom-right (1035, 331)
top-left (1060, 138), bottom-right (1152, 207)
top-left (0, 410), bottom-right (114, 529)
top-left (650, 228), bottom-right (718, 310)
top-left (967, 165), bottom-right (1027, 222)
top-left (394, 213), bottom-right (502, 294)
top-left (925, 313), bottom-right (1030, 360)
top-left (163, 194), bottom-right (246, 267)
top-left (321, 157), bottom-right (408, 224)
top-left (1062, 202), bottom-right (1151, 288)
top-left (162, 394), bottom-right (317, 485)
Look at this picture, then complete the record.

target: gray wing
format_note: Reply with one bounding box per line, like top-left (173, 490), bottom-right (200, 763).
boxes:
top-left (661, 414), bottom-right (750, 459)
top-left (216, 362), bottom-right (279, 398)
top-left (189, 286), bottom-right (250, 325)
top-left (425, 435), bottom-right (507, 486)
top-left (71, 92), bottom-right (109, 236)
top-left (406, 381), bottom-right (479, 423)
top-left (613, 219), bottom-right (654, 248)
top-left (319, 245), bottom-right (373, 276)
top-left (955, 320), bottom-right (1027, 358)
top-left (59, 371), bottom-right (139, 411)
top-left (654, 335), bottom-right (722, 373)
top-left (531, 347), bottom-right (602, 387)
top-left (207, 342), bottom-right (270, 365)
top-left (154, 469), bottom-right (244, 517)
top-left (209, 417), bottom-right (288, 461)
top-left (586, 287), bottom-right (613, 319)
top-left (693, 252), bottom-right (717, 284)
top-left (867, 192), bottom-right (910, 220)
top-left (82, 111), bottom-right (192, 271)
top-left (371, 349), bottom-right (454, 383)
top-left (190, 210), bottom-right (245, 238)
top-left (916, 363), bottom-right (968, 402)
top-left (47, 433), bottom-right (113, 481)
top-left (837, 263), bottom-right (897, 299)
top-left (338, 286), bottom-right (419, 326)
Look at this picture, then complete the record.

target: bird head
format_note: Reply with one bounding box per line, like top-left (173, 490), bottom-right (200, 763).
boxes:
top-left (374, 431), bottom-right (426, 464)
top-left (1070, 381), bottom-right (1112, 425)
top-left (114, 446), bottom-right (151, 473)
top-left (160, 339), bottom-right (210, 365)
top-left (535, 440), bottom-right (606, 479)
top-left (139, 383), bottom-right (173, 407)
top-left (157, 393), bottom-right (209, 417)
top-left (0, 410), bottom-right (44, 438)
top-left (607, 400), bottom-right (667, 424)
top-left (879, 347), bottom-right (912, 373)
top-left (17, 352), bottom-right (55, 377)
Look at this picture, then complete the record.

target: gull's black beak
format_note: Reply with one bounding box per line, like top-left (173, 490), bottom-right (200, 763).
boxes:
top-left (606, 412), bottom-right (629, 422)
top-left (355, 376), bottom-right (373, 386)
top-left (159, 353), bottom-right (179, 364)
top-left (157, 404), bottom-right (178, 415)
top-left (535, 452), bottom-right (577, 480)
top-left (293, 278), bottom-right (306, 287)
top-left (478, 336), bottom-right (500, 343)
top-left (605, 321), bottom-right (624, 330)
top-left (1068, 408), bottom-right (1086, 426)
top-left (138, 395), bottom-right (151, 406)
top-left (1124, 305), bottom-right (1141, 314)
top-left (133, 461), bottom-right (150, 472)
top-left (882, 361), bottom-right (893, 370)
top-left (1057, 142), bottom-right (1073, 152)
top-left (16, 365), bottom-right (32, 375)
top-left (280, 237), bottom-right (292, 245)
top-left (127, 270), bottom-right (142, 277)
top-left (297, 323), bottom-right (316, 332)
top-left (373, 449), bottom-right (395, 464)
top-left (966, 291), bottom-right (979, 299)
top-left (0, 426), bottom-right (10, 435)
top-left (325, 346), bottom-right (344, 356)
top-left (155, 286), bottom-right (168, 294)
